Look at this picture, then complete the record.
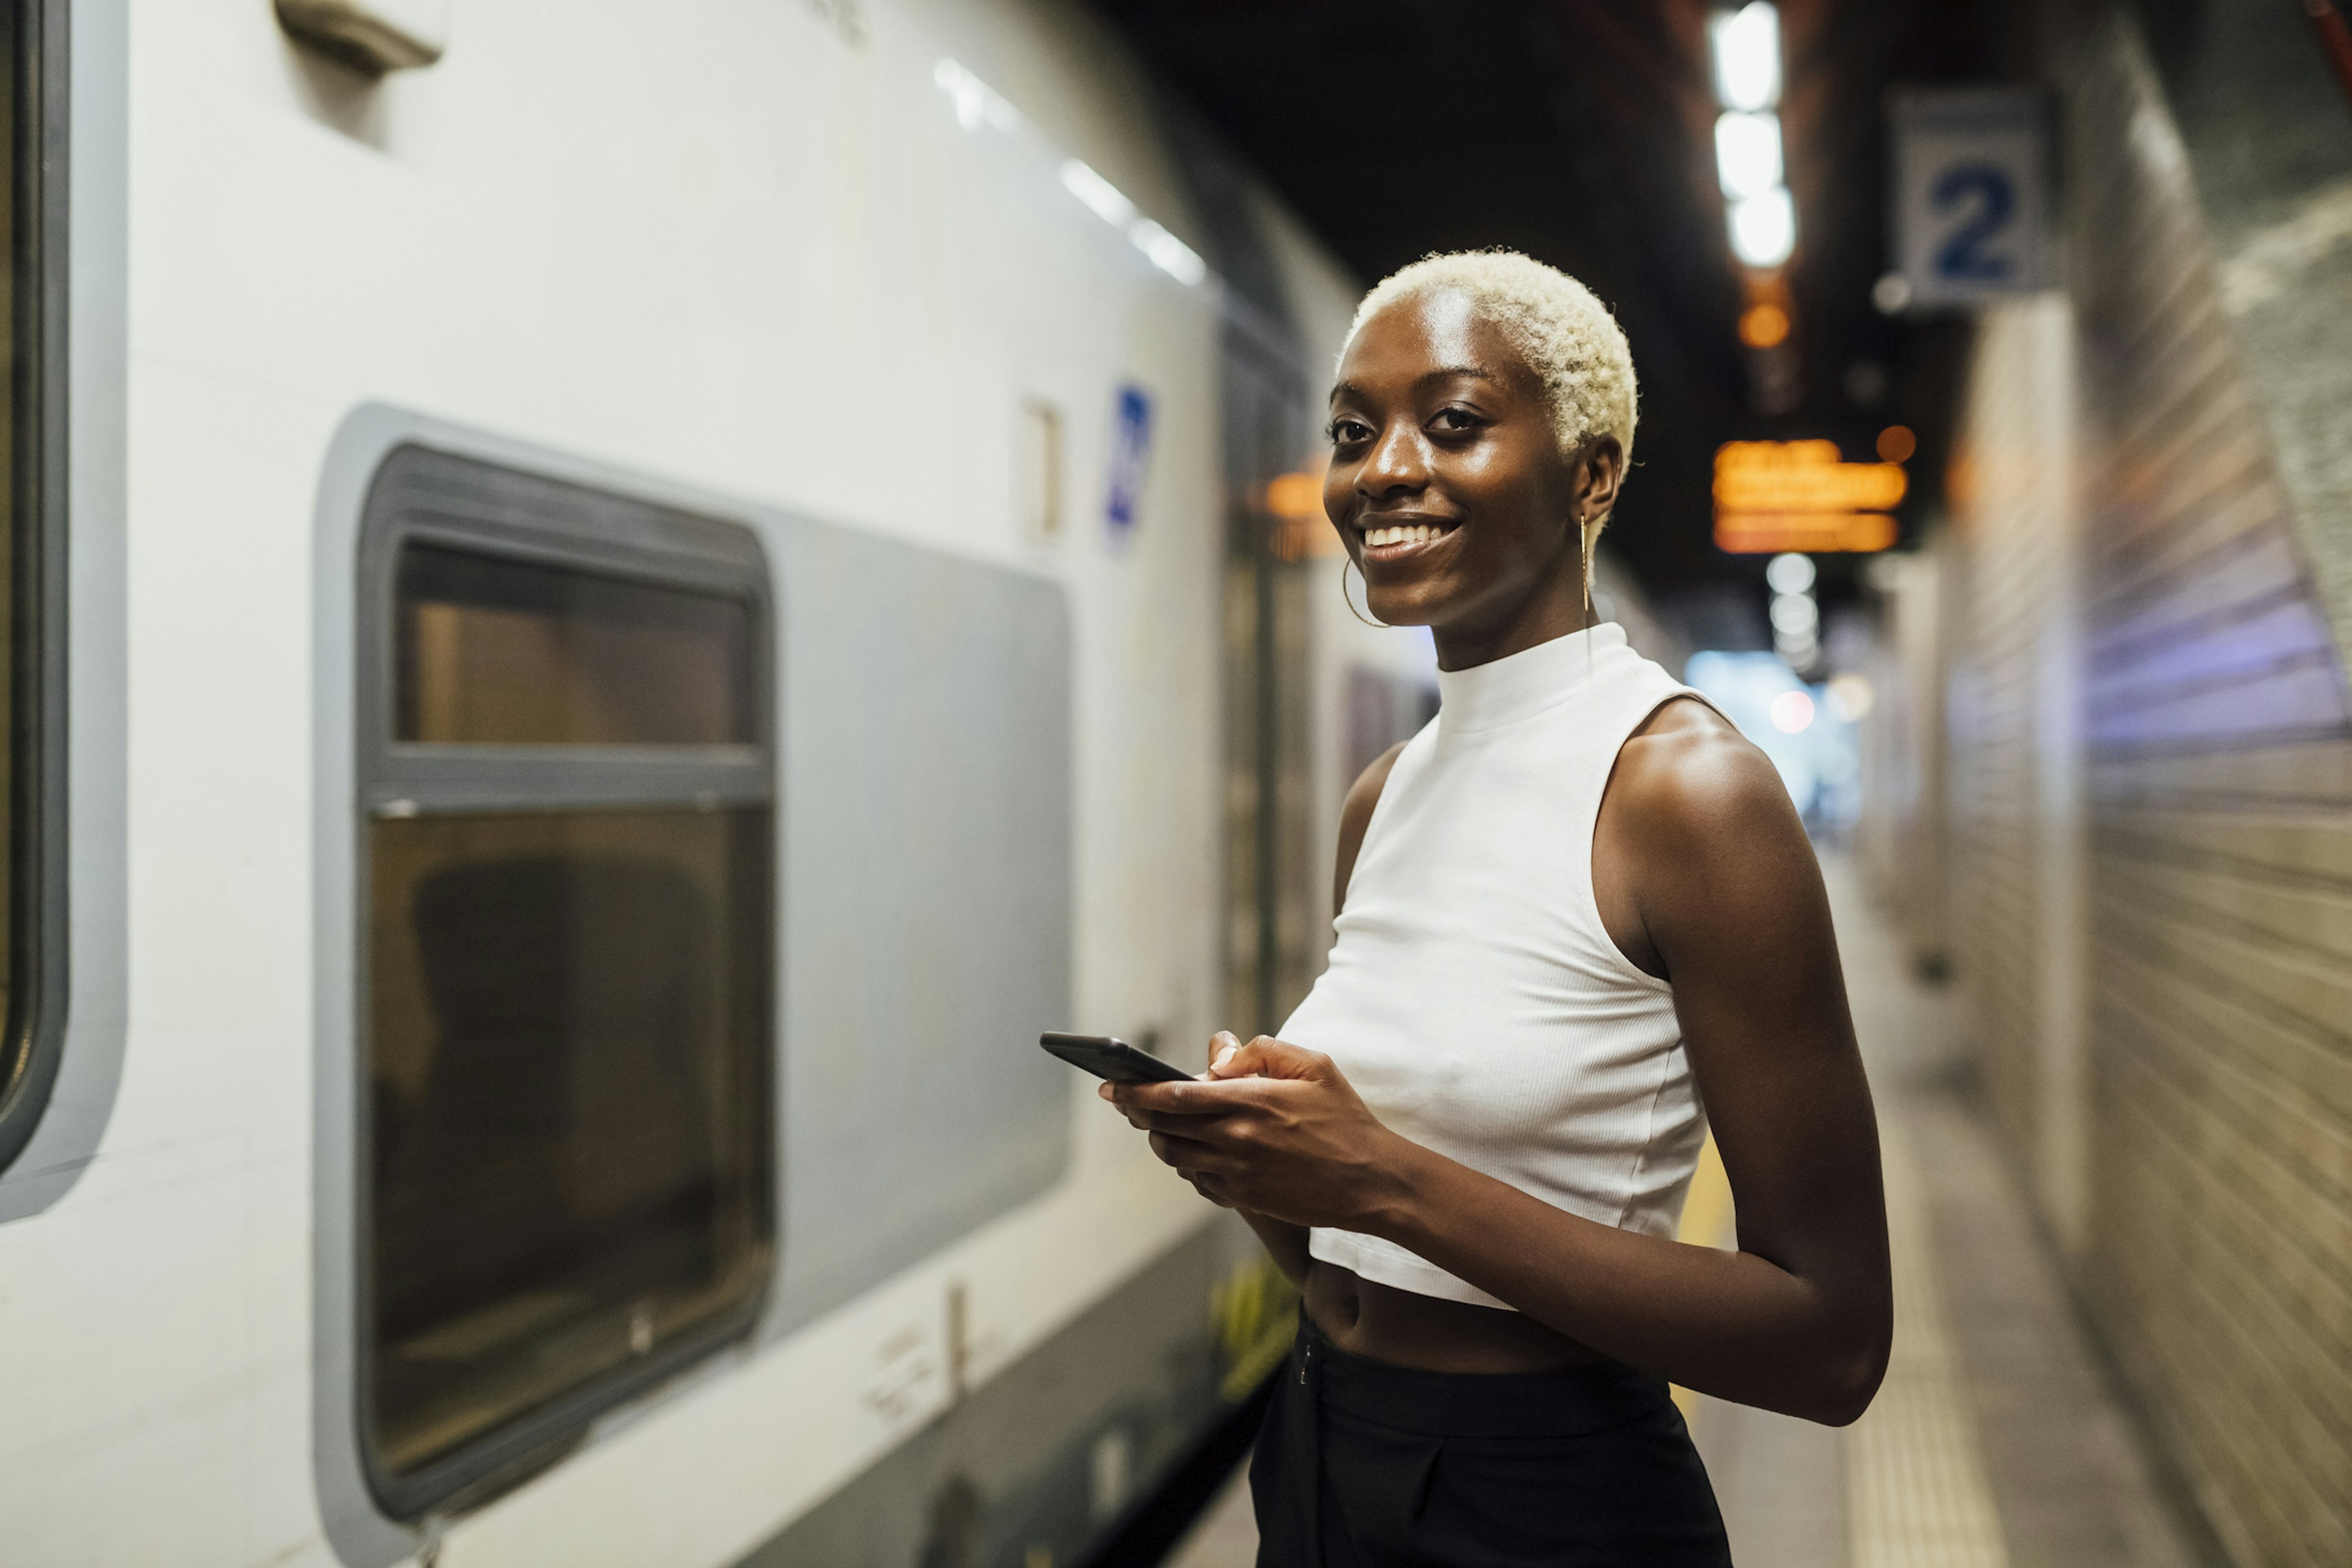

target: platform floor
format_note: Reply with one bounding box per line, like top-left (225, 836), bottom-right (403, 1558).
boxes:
top-left (1163, 855), bottom-right (2216, 1568)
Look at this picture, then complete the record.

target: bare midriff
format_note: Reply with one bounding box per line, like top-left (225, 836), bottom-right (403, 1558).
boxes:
top-left (1302, 1258), bottom-right (1609, 1374)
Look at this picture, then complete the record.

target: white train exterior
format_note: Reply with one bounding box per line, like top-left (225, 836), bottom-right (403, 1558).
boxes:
top-left (0, 2), bottom-right (1438, 1564)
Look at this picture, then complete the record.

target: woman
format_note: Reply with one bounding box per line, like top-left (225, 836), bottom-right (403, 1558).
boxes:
top-left (1107, 252), bottom-right (1891, 1564)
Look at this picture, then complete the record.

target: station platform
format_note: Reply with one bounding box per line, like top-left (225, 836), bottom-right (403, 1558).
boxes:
top-left (1164, 856), bottom-right (2221, 1568)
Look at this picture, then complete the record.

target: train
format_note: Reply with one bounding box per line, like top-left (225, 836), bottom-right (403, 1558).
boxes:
top-left (0, 2), bottom-right (1460, 1564)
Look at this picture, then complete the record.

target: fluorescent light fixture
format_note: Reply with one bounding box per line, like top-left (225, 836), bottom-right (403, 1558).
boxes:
top-left (1129, 218), bottom-right (1207, 286)
top-left (1060, 159), bottom-right (1137, 227)
top-left (1714, 111), bottom-right (1784, 199)
top-left (1728, 187), bottom-right (1796, 267)
top-left (1710, 2), bottom-right (1782, 110)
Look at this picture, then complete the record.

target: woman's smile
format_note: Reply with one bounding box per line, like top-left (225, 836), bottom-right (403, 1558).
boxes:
top-left (1357, 513), bottom-right (1464, 560)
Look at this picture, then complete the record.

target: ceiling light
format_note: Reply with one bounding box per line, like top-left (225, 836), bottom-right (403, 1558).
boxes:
top-left (1728, 187), bottom-right (1796, 267)
top-left (1710, 2), bottom-right (1782, 111)
top-left (1714, 111), bottom-right (1784, 199)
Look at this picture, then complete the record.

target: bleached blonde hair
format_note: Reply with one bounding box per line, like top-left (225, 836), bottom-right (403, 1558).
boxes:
top-left (1341, 249), bottom-right (1638, 552)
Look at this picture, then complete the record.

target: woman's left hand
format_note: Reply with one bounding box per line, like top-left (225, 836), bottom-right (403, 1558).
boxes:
top-left (1102, 1031), bottom-right (1414, 1229)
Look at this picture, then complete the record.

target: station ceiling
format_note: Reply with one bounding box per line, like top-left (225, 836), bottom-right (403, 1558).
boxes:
top-left (1093, 0), bottom-right (2018, 611)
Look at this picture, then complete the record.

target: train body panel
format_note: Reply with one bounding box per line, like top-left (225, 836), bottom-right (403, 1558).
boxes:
top-left (0, 2), bottom-right (1367, 1563)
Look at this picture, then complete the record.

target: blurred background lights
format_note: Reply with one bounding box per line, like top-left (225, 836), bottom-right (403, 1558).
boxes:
top-left (943, 66), bottom-right (1205, 290)
top-left (933, 58), bottom-right (1021, 134)
top-left (1827, 673), bottom-right (1875, 722)
top-left (1877, 424), bottom-right (1918, 463)
top-left (1059, 159), bottom-right (1136, 226)
top-left (1714, 111), bottom-right (1785, 199)
top-left (1728, 187), bottom-right (1796, 267)
top-left (1738, 302), bottom-right (1790, 348)
top-left (1712, 110), bottom-right (1778, 197)
top-left (1770, 688), bottom-right (1817, 734)
top-left (1710, 2), bottom-right (1782, 111)
top-left (1683, 652), bottom-right (1856, 831)
top-left (1765, 551), bottom-right (1816, 594)
top-left (1129, 218), bottom-right (1207, 284)
top-left (1771, 592), bottom-right (1820, 636)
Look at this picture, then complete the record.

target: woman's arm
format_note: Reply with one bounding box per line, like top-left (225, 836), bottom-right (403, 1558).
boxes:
top-left (1116, 714), bottom-right (1892, 1424)
top-left (1219, 741), bottom-right (1410, 1290)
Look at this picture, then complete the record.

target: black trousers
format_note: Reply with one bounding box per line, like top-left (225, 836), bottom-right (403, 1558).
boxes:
top-left (1250, 1316), bottom-right (1732, 1566)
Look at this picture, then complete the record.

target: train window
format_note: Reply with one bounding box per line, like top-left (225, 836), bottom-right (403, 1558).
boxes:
top-left (357, 450), bottom-right (774, 1515)
top-left (394, 546), bottom-right (755, 746)
top-left (0, 0), bottom-right (67, 1178)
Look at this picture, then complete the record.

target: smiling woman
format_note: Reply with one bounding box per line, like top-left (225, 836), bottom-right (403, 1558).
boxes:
top-left (1105, 251), bottom-right (1892, 1565)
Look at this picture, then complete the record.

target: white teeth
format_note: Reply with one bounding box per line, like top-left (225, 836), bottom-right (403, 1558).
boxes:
top-left (1364, 524), bottom-right (1443, 548)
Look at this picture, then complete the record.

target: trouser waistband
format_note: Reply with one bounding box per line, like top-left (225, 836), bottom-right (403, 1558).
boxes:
top-left (1294, 1311), bottom-right (1672, 1439)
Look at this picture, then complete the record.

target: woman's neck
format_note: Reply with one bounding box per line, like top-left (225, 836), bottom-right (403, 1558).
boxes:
top-left (1430, 564), bottom-right (1596, 672)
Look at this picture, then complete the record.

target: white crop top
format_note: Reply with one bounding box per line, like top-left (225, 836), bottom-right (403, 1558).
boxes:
top-left (1279, 622), bottom-right (1712, 1310)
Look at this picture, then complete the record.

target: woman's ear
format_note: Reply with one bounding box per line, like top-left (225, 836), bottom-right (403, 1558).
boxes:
top-left (1576, 437), bottom-right (1626, 522)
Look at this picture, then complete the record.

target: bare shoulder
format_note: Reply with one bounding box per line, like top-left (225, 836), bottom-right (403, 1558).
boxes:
top-left (1605, 696), bottom-right (1802, 853)
top-left (1596, 696), bottom-right (1825, 976)
top-left (1333, 741), bottom-right (1409, 910)
top-left (1340, 741), bottom-right (1409, 836)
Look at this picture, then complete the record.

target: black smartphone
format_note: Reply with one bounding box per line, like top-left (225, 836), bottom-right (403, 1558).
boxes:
top-left (1039, 1032), bottom-right (1196, 1084)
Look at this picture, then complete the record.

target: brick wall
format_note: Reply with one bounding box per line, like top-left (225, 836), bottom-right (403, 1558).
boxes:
top-left (1936, 10), bottom-right (2352, 1564)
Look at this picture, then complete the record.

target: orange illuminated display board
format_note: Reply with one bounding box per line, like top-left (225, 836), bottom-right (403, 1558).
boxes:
top-left (1713, 440), bottom-right (1903, 554)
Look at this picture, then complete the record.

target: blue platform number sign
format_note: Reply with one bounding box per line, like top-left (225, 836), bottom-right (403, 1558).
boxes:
top-left (1104, 383), bottom-right (1155, 540)
top-left (1891, 88), bottom-right (2049, 306)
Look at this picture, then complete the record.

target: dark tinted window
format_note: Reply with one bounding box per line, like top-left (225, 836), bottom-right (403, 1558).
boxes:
top-left (394, 546), bottom-right (755, 746)
top-left (358, 453), bottom-right (774, 1514)
top-left (368, 809), bottom-right (770, 1479)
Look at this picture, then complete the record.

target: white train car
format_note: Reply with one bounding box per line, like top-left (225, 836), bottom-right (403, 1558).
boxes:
top-left (0, 2), bottom-right (1423, 1563)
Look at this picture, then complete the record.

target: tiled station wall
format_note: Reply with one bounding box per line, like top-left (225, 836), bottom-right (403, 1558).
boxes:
top-left (1934, 12), bottom-right (2352, 1565)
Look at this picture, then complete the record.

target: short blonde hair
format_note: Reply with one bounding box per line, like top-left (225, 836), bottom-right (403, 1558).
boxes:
top-left (1342, 249), bottom-right (1638, 470)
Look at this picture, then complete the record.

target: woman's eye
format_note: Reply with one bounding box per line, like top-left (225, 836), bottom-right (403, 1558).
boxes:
top-left (1431, 407), bottom-right (1481, 433)
top-left (1327, 418), bottom-right (1372, 445)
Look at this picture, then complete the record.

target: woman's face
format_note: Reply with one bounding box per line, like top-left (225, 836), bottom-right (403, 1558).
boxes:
top-left (1324, 290), bottom-right (1619, 662)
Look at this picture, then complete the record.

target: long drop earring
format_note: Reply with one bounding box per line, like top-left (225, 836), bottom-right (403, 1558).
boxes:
top-left (1578, 512), bottom-right (1594, 626)
top-left (1342, 557), bottom-right (1387, 628)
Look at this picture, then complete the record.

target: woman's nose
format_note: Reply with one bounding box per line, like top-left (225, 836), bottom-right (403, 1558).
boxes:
top-left (1360, 423), bottom-right (1428, 494)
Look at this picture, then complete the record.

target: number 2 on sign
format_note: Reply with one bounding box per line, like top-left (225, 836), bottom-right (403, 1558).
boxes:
top-left (1931, 163), bottom-right (2016, 282)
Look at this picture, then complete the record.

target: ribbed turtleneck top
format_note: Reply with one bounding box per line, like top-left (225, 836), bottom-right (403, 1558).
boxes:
top-left (1278, 622), bottom-right (1714, 1310)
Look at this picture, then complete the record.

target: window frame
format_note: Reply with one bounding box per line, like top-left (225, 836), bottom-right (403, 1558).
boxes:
top-left (352, 444), bottom-right (778, 1520)
top-left (0, 0), bottom-right (75, 1179)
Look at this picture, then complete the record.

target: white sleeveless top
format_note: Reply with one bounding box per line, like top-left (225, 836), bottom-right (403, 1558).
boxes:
top-left (1280, 622), bottom-right (1712, 1310)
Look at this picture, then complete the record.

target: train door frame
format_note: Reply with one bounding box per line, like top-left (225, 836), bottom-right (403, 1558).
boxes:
top-left (0, 0), bottom-right (132, 1223)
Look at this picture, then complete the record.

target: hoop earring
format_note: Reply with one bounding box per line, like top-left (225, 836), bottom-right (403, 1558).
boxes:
top-left (1342, 557), bottom-right (1387, 628)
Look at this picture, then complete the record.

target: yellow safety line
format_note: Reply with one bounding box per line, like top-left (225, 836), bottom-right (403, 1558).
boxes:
top-left (1845, 1112), bottom-right (2010, 1568)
